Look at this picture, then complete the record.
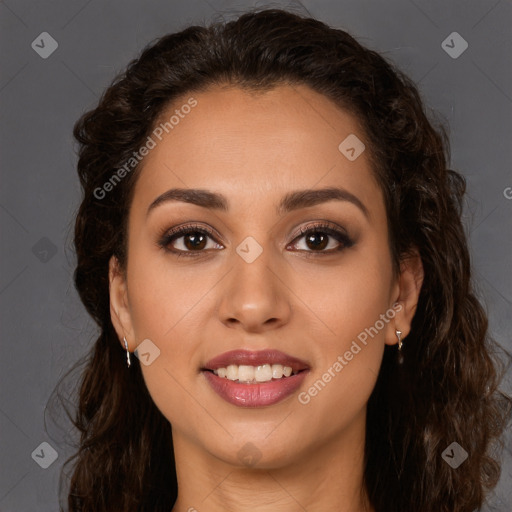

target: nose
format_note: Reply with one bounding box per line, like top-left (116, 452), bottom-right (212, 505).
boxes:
top-left (216, 244), bottom-right (292, 333)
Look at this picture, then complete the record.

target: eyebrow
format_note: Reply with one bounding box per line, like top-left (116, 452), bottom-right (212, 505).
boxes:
top-left (146, 186), bottom-right (369, 218)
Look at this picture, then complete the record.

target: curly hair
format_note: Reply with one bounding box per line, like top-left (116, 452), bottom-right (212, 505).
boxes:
top-left (54, 7), bottom-right (511, 512)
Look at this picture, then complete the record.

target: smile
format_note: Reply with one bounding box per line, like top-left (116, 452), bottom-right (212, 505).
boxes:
top-left (213, 363), bottom-right (297, 383)
top-left (202, 349), bottom-right (310, 407)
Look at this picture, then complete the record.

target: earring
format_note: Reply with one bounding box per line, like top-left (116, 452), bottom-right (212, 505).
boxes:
top-left (396, 330), bottom-right (403, 351)
top-left (396, 330), bottom-right (404, 364)
top-left (124, 337), bottom-right (131, 368)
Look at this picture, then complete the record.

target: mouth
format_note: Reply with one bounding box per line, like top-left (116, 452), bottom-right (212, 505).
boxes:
top-left (201, 349), bottom-right (310, 407)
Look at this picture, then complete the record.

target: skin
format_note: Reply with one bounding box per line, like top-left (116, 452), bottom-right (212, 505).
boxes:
top-left (109, 84), bottom-right (423, 512)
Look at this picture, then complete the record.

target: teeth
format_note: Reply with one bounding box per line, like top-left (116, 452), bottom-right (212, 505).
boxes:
top-left (254, 364), bottom-right (272, 382)
top-left (238, 365), bottom-right (254, 382)
top-left (226, 365), bottom-right (238, 380)
top-left (272, 364), bottom-right (284, 379)
top-left (212, 363), bottom-right (297, 383)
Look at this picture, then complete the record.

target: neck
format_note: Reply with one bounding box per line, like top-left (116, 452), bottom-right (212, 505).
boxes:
top-left (170, 409), bottom-right (374, 512)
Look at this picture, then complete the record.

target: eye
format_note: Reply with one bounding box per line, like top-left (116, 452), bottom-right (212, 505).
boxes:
top-left (287, 222), bottom-right (354, 255)
top-left (157, 221), bottom-right (354, 258)
top-left (157, 224), bottom-right (223, 257)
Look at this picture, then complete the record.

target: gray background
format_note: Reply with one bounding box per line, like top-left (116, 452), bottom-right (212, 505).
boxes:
top-left (1, 0), bottom-right (511, 510)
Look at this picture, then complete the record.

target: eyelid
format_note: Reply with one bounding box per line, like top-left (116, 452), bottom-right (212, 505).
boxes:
top-left (288, 220), bottom-right (350, 241)
top-left (163, 222), bottom-right (219, 239)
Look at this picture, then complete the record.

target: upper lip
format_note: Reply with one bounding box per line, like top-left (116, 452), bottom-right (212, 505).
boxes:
top-left (203, 349), bottom-right (310, 374)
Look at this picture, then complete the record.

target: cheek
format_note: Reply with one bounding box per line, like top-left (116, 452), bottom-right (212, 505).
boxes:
top-left (124, 248), bottom-right (228, 426)
top-left (291, 245), bottom-right (393, 414)
top-left (126, 247), bottom-right (213, 341)
top-left (288, 236), bottom-right (394, 344)
top-left (293, 300), bottom-right (387, 440)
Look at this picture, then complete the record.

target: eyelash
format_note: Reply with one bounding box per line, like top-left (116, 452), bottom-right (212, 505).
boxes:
top-left (157, 222), bottom-right (354, 258)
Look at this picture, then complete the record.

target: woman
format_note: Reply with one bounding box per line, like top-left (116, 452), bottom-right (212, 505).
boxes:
top-left (61, 7), bottom-right (511, 512)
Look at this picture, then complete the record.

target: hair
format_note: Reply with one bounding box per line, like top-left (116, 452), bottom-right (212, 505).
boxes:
top-left (53, 7), bottom-right (511, 512)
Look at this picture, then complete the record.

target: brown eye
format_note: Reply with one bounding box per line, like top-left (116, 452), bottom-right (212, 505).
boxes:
top-left (288, 223), bottom-right (354, 254)
top-left (303, 231), bottom-right (329, 251)
top-left (180, 231), bottom-right (208, 251)
top-left (158, 225), bottom-right (223, 256)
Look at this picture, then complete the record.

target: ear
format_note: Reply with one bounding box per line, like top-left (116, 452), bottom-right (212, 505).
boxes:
top-left (109, 255), bottom-right (135, 352)
top-left (385, 248), bottom-right (424, 346)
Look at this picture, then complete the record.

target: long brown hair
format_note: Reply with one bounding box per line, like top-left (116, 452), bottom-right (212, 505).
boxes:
top-left (52, 8), bottom-right (511, 511)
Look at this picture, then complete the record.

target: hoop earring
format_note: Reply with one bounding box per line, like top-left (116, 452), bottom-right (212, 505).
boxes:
top-left (124, 337), bottom-right (131, 368)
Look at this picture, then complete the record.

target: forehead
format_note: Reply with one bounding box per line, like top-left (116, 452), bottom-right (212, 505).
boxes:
top-left (130, 84), bottom-right (383, 220)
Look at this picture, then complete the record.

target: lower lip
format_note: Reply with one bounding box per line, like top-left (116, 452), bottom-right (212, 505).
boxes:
top-left (202, 370), bottom-right (309, 407)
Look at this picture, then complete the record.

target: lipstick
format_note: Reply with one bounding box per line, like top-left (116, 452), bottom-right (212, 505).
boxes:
top-left (202, 349), bottom-right (310, 407)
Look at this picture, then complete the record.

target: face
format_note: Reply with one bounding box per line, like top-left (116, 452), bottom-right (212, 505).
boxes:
top-left (109, 84), bottom-right (419, 469)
